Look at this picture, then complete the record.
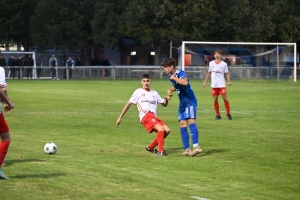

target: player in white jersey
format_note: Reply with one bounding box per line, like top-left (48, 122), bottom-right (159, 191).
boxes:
top-left (203, 49), bottom-right (232, 120)
top-left (116, 74), bottom-right (171, 156)
top-left (0, 65), bottom-right (16, 179)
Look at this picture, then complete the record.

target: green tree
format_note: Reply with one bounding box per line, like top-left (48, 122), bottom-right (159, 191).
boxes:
top-left (92, 0), bottom-right (214, 65)
top-left (30, 0), bottom-right (95, 51)
top-left (0, 0), bottom-right (36, 51)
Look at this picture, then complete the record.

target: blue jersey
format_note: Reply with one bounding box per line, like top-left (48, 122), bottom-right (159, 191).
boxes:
top-left (168, 69), bottom-right (197, 112)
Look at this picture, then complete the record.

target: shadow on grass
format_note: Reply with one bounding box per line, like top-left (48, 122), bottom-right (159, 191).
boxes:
top-left (11, 173), bottom-right (66, 179)
top-left (4, 158), bottom-right (46, 166)
top-left (166, 147), bottom-right (227, 156)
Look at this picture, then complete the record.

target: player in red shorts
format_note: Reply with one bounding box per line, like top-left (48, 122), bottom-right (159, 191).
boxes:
top-left (203, 49), bottom-right (232, 120)
top-left (0, 66), bottom-right (16, 179)
top-left (116, 74), bottom-right (171, 156)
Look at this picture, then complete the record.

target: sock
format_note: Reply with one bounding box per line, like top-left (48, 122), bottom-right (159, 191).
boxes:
top-left (157, 131), bottom-right (165, 152)
top-left (148, 131), bottom-right (169, 150)
top-left (224, 101), bottom-right (230, 115)
top-left (0, 140), bottom-right (10, 168)
top-left (180, 127), bottom-right (190, 150)
top-left (214, 102), bottom-right (220, 116)
top-left (189, 123), bottom-right (199, 147)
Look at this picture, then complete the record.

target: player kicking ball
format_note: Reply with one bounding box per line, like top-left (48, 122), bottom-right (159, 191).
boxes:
top-left (116, 74), bottom-right (171, 156)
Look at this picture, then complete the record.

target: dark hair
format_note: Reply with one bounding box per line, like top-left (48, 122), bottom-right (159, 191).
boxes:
top-left (161, 57), bottom-right (176, 68)
top-left (214, 49), bottom-right (222, 55)
top-left (141, 74), bottom-right (151, 79)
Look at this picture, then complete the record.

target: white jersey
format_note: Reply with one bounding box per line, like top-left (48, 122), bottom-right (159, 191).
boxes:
top-left (129, 88), bottom-right (164, 121)
top-left (0, 67), bottom-right (8, 113)
top-left (208, 60), bottom-right (229, 88)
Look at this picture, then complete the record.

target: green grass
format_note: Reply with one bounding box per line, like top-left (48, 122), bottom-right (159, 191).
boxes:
top-left (0, 78), bottom-right (299, 200)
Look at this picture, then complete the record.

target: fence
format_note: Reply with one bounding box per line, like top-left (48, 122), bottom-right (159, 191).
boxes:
top-left (2, 65), bottom-right (298, 80)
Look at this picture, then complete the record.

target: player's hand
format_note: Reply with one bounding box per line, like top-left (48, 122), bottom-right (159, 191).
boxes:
top-left (228, 81), bottom-right (231, 86)
top-left (169, 75), bottom-right (175, 80)
top-left (116, 118), bottom-right (121, 127)
top-left (165, 96), bottom-right (171, 101)
top-left (203, 82), bottom-right (207, 88)
top-left (4, 102), bottom-right (15, 113)
top-left (167, 89), bottom-right (173, 97)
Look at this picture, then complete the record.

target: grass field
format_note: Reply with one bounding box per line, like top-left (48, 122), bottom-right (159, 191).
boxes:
top-left (0, 78), bottom-right (299, 200)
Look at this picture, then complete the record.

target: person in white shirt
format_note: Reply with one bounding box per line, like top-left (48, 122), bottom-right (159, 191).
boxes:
top-left (203, 49), bottom-right (232, 120)
top-left (116, 74), bottom-right (171, 156)
top-left (0, 66), bottom-right (16, 179)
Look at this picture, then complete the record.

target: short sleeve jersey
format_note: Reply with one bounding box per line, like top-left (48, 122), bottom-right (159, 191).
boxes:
top-left (168, 69), bottom-right (197, 112)
top-left (129, 88), bottom-right (164, 121)
top-left (208, 60), bottom-right (229, 88)
top-left (0, 67), bottom-right (8, 113)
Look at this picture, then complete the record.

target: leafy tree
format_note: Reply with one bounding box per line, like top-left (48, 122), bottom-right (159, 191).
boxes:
top-left (0, 0), bottom-right (36, 51)
top-left (92, 0), bottom-right (214, 65)
top-left (30, 0), bottom-right (96, 51)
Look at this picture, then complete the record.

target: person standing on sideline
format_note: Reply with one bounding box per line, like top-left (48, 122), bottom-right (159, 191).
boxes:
top-left (203, 49), bottom-right (232, 120)
top-left (36, 57), bottom-right (42, 79)
top-left (51, 56), bottom-right (59, 80)
top-left (66, 57), bottom-right (74, 79)
top-left (162, 57), bottom-right (202, 157)
top-left (116, 74), bottom-right (171, 156)
top-left (0, 66), bottom-right (16, 179)
top-left (25, 54), bottom-right (34, 79)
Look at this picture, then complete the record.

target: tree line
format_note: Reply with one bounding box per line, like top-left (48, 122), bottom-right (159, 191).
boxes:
top-left (0, 0), bottom-right (299, 65)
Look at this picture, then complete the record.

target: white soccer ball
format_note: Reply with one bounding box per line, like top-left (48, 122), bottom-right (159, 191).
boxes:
top-left (44, 142), bottom-right (58, 154)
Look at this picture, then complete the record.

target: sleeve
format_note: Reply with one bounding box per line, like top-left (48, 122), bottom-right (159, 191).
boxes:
top-left (128, 89), bottom-right (139, 104)
top-left (208, 61), bottom-right (212, 72)
top-left (179, 70), bottom-right (188, 79)
top-left (0, 67), bottom-right (7, 88)
top-left (224, 62), bottom-right (229, 73)
top-left (155, 91), bottom-right (164, 104)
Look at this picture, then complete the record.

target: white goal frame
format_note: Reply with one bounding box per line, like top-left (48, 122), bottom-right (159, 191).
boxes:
top-left (181, 41), bottom-right (297, 82)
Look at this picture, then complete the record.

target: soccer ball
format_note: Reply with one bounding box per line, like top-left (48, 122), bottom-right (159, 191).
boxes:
top-left (44, 142), bottom-right (58, 154)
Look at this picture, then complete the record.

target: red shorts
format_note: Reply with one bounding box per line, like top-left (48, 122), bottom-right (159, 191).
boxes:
top-left (0, 112), bottom-right (9, 134)
top-left (141, 112), bottom-right (165, 133)
top-left (212, 87), bottom-right (227, 96)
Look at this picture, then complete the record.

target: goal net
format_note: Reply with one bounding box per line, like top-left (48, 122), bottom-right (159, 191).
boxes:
top-left (179, 41), bottom-right (298, 82)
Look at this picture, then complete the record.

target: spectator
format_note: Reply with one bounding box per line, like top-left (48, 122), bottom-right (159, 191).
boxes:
top-left (51, 56), bottom-right (59, 80)
top-left (36, 57), bottom-right (42, 79)
top-left (25, 55), bottom-right (34, 79)
top-left (7, 56), bottom-right (15, 79)
top-left (66, 57), bottom-right (74, 79)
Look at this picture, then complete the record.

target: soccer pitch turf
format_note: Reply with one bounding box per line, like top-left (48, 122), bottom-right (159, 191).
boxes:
top-left (0, 79), bottom-right (299, 200)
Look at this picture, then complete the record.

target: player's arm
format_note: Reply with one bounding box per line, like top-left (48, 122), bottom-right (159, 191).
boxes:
top-left (116, 101), bottom-right (132, 127)
top-left (226, 72), bottom-right (231, 86)
top-left (203, 71), bottom-right (211, 88)
top-left (161, 96), bottom-right (171, 107)
top-left (0, 88), bottom-right (15, 113)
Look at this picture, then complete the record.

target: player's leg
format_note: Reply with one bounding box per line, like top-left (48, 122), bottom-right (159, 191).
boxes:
top-left (187, 105), bottom-right (202, 157)
top-left (179, 119), bottom-right (191, 156)
top-left (153, 124), bottom-right (167, 155)
top-left (0, 114), bottom-right (11, 180)
top-left (221, 91), bottom-right (232, 120)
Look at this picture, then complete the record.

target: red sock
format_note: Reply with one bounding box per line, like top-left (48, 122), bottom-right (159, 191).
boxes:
top-left (0, 140), bottom-right (10, 168)
top-left (224, 101), bottom-right (230, 115)
top-left (148, 131), bottom-right (169, 150)
top-left (148, 138), bottom-right (158, 150)
top-left (157, 131), bottom-right (165, 152)
top-left (214, 102), bottom-right (220, 116)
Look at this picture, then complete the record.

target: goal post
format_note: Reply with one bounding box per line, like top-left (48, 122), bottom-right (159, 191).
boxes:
top-left (179, 41), bottom-right (298, 82)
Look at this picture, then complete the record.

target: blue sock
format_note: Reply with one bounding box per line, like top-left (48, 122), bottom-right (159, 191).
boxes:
top-left (180, 127), bottom-right (190, 149)
top-left (189, 123), bottom-right (199, 147)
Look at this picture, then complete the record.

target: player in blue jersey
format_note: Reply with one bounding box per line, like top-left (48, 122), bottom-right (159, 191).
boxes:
top-left (162, 58), bottom-right (202, 157)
